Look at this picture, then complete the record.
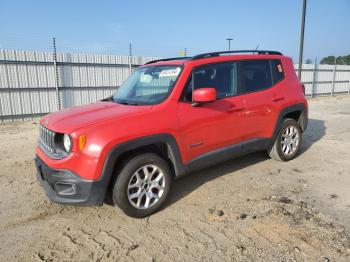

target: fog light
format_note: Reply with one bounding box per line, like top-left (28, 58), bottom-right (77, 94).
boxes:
top-left (55, 182), bottom-right (77, 196)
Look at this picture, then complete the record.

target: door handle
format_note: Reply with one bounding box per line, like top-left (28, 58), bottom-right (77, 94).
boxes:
top-left (272, 96), bottom-right (285, 102)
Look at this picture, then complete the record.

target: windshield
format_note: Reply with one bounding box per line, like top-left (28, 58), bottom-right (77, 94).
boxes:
top-left (112, 65), bottom-right (183, 105)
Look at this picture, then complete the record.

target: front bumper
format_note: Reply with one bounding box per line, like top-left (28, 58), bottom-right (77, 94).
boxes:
top-left (35, 156), bottom-right (109, 206)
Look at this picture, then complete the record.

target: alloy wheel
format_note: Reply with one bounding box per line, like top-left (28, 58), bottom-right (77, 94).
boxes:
top-left (280, 125), bottom-right (300, 156)
top-left (127, 165), bottom-right (165, 209)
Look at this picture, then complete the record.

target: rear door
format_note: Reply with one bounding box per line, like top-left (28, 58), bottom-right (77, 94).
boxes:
top-left (237, 59), bottom-right (286, 139)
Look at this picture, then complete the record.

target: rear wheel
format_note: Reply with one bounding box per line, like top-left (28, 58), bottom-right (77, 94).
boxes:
top-left (112, 153), bottom-right (172, 218)
top-left (268, 118), bottom-right (302, 161)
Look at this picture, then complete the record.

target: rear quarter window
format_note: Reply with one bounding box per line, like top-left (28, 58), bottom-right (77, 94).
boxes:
top-left (271, 59), bottom-right (285, 84)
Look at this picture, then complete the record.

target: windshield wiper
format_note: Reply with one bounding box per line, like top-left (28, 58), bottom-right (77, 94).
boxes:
top-left (114, 99), bottom-right (139, 106)
top-left (101, 96), bottom-right (113, 102)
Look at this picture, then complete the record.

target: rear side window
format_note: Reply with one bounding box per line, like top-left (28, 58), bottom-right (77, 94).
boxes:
top-left (271, 59), bottom-right (285, 84)
top-left (239, 60), bottom-right (272, 93)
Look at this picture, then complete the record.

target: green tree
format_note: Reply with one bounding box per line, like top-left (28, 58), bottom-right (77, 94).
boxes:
top-left (305, 58), bottom-right (313, 64)
top-left (320, 56), bottom-right (336, 65)
top-left (342, 55), bottom-right (350, 65)
top-left (320, 55), bottom-right (350, 65)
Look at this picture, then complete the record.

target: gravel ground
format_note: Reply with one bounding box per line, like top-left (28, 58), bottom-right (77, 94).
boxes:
top-left (0, 95), bottom-right (350, 262)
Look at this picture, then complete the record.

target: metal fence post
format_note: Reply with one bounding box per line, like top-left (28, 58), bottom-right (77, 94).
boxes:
top-left (2, 51), bottom-right (14, 121)
top-left (331, 57), bottom-right (337, 96)
top-left (53, 37), bottom-right (62, 110)
top-left (311, 58), bottom-right (317, 98)
top-left (128, 43), bottom-right (132, 76)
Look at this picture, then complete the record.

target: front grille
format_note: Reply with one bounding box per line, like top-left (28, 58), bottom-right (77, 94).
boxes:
top-left (39, 125), bottom-right (56, 153)
top-left (38, 125), bottom-right (68, 159)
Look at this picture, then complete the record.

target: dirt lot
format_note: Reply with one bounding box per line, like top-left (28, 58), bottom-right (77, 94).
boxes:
top-left (1, 96), bottom-right (350, 262)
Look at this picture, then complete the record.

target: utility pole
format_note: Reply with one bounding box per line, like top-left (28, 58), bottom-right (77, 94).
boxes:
top-left (226, 38), bottom-right (233, 51)
top-left (184, 48), bottom-right (187, 57)
top-left (298, 0), bottom-right (307, 80)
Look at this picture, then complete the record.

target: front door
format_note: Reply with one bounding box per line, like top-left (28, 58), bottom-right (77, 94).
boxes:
top-left (177, 61), bottom-right (245, 163)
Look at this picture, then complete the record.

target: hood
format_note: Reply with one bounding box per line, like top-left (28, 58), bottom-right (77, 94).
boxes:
top-left (40, 101), bottom-right (152, 133)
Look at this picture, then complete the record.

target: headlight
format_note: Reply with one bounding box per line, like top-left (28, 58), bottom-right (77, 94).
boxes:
top-left (63, 134), bottom-right (72, 152)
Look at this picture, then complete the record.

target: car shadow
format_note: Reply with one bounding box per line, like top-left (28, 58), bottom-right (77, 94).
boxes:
top-left (163, 118), bottom-right (326, 209)
top-left (299, 118), bottom-right (326, 154)
top-left (164, 151), bottom-right (268, 209)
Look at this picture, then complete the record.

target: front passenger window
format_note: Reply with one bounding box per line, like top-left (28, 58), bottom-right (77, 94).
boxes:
top-left (183, 62), bottom-right (238, 102)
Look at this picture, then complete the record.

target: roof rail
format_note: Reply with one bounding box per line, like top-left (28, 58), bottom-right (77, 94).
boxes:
top-left (145, 57), bottom-right (191, 65)
top-left (191, 50), bottom-right (282, 60)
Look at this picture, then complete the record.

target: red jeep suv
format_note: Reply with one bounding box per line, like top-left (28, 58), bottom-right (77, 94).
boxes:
top-left (35, 50), bottom-right (308, 217)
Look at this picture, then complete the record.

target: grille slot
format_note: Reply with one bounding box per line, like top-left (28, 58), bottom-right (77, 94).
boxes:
top-left (39, 125), bottom-right (55, 153)
top-left (38, 125), bottom-right (68, 159)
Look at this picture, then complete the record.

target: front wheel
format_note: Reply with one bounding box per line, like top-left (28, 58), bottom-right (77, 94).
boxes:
top-left (112, 153), bottom-right (172, 218)
top-left (268, 118), bottom-right (302, 161)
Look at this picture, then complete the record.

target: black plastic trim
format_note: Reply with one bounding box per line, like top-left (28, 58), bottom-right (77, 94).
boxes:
top-left (187, 138), bottom-right (270, 173)
top-left (35, 156), bottom-right (108, 206)
top-left (102, 135), bottom-right (273, 182)
top-left (270, 103), bottom-right (308, 148)
top-left (191, 50), bottom-right (283, 60)
top-left (101, 134), bottom-right (187, 180)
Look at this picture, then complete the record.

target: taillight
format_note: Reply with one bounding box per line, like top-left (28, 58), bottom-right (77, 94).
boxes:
top-left (301, 84), bottom-right (305, 95)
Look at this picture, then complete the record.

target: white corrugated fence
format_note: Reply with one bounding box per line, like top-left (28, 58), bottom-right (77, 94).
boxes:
top-left (0, 49), bottom-right (349, 122)
top-left (0, 49), bottom-right (157, 122)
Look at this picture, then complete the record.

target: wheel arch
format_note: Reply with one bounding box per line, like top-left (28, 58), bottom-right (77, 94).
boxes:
top-left (101, 134), bottom-right (186, 189)
top-left (271, 103), bottom-right (308, 147)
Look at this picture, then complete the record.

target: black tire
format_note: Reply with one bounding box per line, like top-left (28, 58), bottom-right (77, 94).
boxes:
top-left (268, 118), bottom-right (302, 161)
top-left (112, 153), bottom-right (172, 218)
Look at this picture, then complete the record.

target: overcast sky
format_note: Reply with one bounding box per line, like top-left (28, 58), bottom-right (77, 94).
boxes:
top-left (0, 0), bottom-right (349, 61)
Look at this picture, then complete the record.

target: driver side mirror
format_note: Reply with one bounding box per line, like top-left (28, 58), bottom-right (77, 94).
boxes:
top-left (192, 88), bottom-right (216, 104)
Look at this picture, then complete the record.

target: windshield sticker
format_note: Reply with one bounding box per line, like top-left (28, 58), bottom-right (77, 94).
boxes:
top-left (159, 67), bottom-right (181, 77)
